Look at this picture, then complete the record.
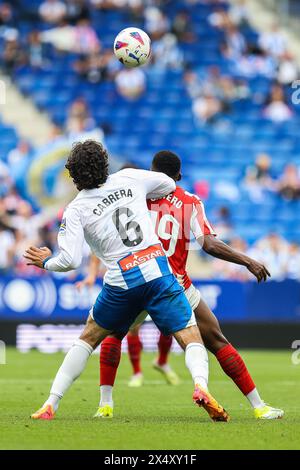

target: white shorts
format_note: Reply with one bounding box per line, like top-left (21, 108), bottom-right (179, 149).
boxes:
top-left (184, 283), bottom-right (201, 311)
top-left (129, 283), bottom-right (200, 330)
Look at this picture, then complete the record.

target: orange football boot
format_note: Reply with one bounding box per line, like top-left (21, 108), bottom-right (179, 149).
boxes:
top-left (31, 404), bottom-right (55, 421)
top-left (193, 385), bottom-right (230, 422)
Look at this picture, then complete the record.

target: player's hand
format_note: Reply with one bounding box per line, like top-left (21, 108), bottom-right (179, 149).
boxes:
top-left (75, 275), bottom-right (96, 291)
top-left (23, 246), bottom-right (52, 269)
top-left (247, 260), bottom-right (271, 283)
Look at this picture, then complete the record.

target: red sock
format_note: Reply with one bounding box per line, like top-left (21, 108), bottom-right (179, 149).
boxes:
top-left (127, 333), bottom-right (142, 374)
top-left (216, 344), bottom-right (255, 396)
top-left (157, 334), bottom-right (173, 366)
top-left (100, 337), bottom-right (121, 386)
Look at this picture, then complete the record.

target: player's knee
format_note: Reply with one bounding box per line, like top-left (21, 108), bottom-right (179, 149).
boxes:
top-left (79, 331), bottom-right (98, 350)
top-left (173, 325), bottom-right (202, 350)
top-left (80, 319), bottom-right (109, 349)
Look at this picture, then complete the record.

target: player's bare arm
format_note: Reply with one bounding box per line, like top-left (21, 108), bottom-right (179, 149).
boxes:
top-left (202, 235), bottom-right (271, 283)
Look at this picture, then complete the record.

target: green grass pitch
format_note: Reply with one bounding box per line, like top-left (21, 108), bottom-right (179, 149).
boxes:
top-left (0, 348), bottom-right (299, 450)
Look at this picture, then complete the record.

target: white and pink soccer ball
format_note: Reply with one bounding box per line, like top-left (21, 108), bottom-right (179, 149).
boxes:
top-left (114, 27), bottom-right (151, 68)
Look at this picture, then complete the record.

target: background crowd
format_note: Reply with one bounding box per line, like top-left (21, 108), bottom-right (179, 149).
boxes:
top-left (0, 0), bottom-right (299, 281)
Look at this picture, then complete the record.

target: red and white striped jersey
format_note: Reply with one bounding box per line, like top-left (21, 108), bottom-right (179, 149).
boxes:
top-left (147, 186), bottom-right (216, 290)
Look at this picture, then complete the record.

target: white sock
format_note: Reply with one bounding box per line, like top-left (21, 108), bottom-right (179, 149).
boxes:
top-left (100, 385), bottom-right (113, 407)
top-left (185, 343), bottom-right (209, 390)
top-left (246, 388), bottom-right (265, 409)
top-left (44, 339), bottom-right (93, 412)
top-left (45, 393), bottom-right (61, 412)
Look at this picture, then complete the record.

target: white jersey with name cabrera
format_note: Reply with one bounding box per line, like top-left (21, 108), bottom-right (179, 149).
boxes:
top-left (44, 169), bottom-right (176, 289)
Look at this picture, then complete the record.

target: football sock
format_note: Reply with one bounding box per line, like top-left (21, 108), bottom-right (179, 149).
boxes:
top-left (185, 343), bottom-right (208, 390)
top-left (127, 333), bottom-right (143, 375)
top-left (157, 334), bottom-right (173, 366)
top-left (45, 339), bottom-right (93, 412)
top-left (216, 344), bottom-right (264, 407)
top-left (100, 385), bottom-right (113, 407)
top-left (246, 388), bottom-right (265, 409)
top-left (99, 337), bottom-right (122, 406)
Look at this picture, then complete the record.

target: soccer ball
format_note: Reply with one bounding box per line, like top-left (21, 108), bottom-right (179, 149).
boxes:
top-left (114, 27), bottom-right (151, 68)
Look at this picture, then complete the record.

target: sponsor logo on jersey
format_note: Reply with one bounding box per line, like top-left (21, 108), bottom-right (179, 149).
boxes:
top-left (119, 244), bottom-right (165, 271)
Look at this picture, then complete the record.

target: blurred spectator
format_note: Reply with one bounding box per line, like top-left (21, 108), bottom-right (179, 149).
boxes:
top-left (66, 98), bottom-right (96, 134)
top-left (223, 24), bottom-right (246, 59)
top-left (250, 233), bottom-right (290, 280)
top-left (277, 164), bottom-right (300, 201)
top-left (0, 0), bottom-right (299, 282)
top-left (115, 68), bottom-right (146, 100)
top-left (73, 18), bottom-right (100, 55)
top-left (74, 49), bottom-right (114, 83)
top-left (194, 180), bottom-right (210, 200)
top-left (7, 140), bottom-right (30, 168)
top-left (39, 0), bottom-right (67, 24)
top-left (192, 92), bottom-right (223, 124)
top-left (277, 52), bottom-right (298, 86)
top-left (214, 179), bottom-right (240, 202)
top-left (0, 3), bottom-right (15, 29)
top-left (144, 6), bottom-right (170, 40)
top-left (263, 83), bottom-right (293, 122)
top-left (0, 159), bottom-right (12, 196)
top-left (188, 66), bottom-right (249, 104)
top-left (244, 153), bottom-right (275, 202)
top-left (90, 0), bottom-right (120, 9)
top-left (65, 0), bottom-right (90, 23)
top-left (40, 23), bottom-right (77, 52)
top-left (208, 6), bottom-right (230, 30)
top-left (48, 124), bottom-right (64, 141)
top-left (27, 31), bottom-right (45, 69)
top-left (234, 44), bottom-right (276, 79)
top-left (212, 206), bottom-right (235, 243)
top-left (171, 9), bottom-right (196, 43)
top-left (0, 221), bottom-right (15, 273)
top-left (258, 23), bottom-right (287, 59)
top-left (229, 0), bottom-right (250, 27)
top-left (183, 69), bottom-right (202, 99)
top-left (91, 0), bottom-right (143, 10)
top-left (1, 187), bottom-right (22, 215)
top-left (11, 200), bottom-right (41, 242)
top-left (2, 32), bottom-right (25, 75)
top-left (286, 243), bottom-right (300, 280)
top-left (151, 33), bottom-right (184, 70)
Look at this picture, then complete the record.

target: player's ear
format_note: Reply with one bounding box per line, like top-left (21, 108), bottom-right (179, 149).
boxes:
top-left (177, 172), bottom-right (182, 181)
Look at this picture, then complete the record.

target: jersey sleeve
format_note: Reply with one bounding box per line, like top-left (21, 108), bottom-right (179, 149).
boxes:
top-left (190, 196), bottom-right (216, 239)
top-left (44, 205), bottom-right (85, 272)
top-left (121, 168), bottom-right (176, 199)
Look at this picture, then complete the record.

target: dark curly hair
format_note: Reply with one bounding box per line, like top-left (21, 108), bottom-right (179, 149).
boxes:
top-left (65, 140), bottom-right (109, 191)
top-left (151, 150), bottom-right (181, 180)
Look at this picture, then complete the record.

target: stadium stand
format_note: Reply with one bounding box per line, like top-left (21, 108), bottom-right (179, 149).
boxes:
top-left (0, 0), bottom-right (300, 280)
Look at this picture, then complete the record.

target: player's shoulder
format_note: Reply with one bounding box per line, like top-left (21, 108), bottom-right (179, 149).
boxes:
top-left (111, 168), bottom-right (149, 180)
top-left (176, 186), bottom-right (203, 204)
top-left (64, 193), bottom-right (86, 215)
